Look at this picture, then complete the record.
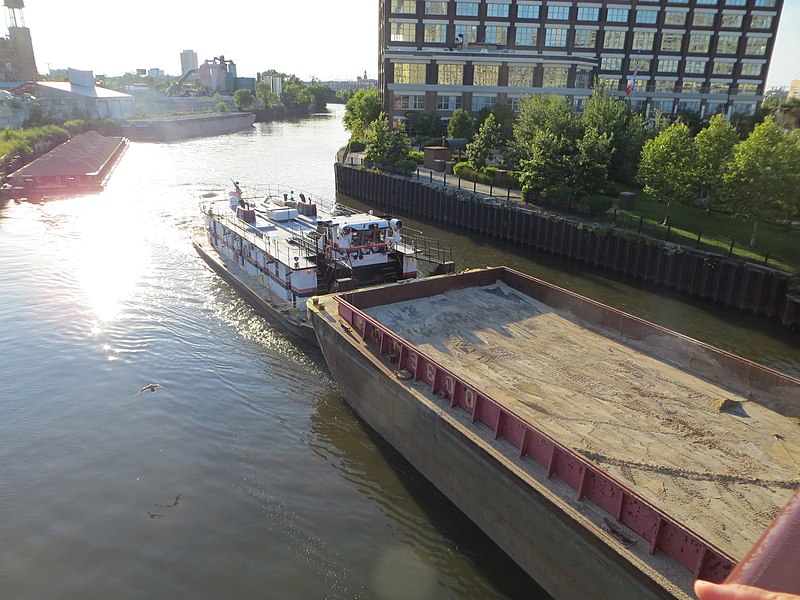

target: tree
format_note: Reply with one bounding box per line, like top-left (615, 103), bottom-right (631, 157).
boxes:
top-left (385, 121), bottom-right (412, 165)
top-left (694, 114), bottom-right (739, 208)
top-left (490, 103), bottom-right (516, 143)
top-left (447, 108), bottom-right (474, 140)
top-left (580, 86), bottom-right (648, 184)
top-left (406, 111), bottom-right (444, 142)
top-left (233, 88), bottom-right (254, 111)
top-left (512, 94), bottom-right (578, 167)
top-left (465, 113), bottom-right (501, 170)
top-left (308, 83), bottom-right (334, 112)
top-left (255, 80), bottom-right (277, 108)
top-left (365, 112), bottom-right (412, 166)
top-left (281, 81), bottom-right (312, 111)
top-left (637, 122), bottom-right (699, 209)
top-left (572, 127), bottom-right (613, 199)
top-left (721, 117), bottom-right (800, 247)
top-left (518, 130), bottom-right (574, 200)
top-left (343, 88), bottom-right (383, 141)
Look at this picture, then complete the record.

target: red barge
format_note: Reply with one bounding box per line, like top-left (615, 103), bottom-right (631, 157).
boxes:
top-left (308, 266), bottom-right (800, 599)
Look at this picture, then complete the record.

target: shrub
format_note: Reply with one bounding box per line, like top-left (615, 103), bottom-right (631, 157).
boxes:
top-left (579, 194), bottom-right (614, 215)
top-left (418, 137), bottom-right (443, 148)
top-left (394, 158), bottom-right (417, 174)
top-left (348, 139), bottom-right (366, 152)
top-left (409, 150), bottom-right (424, 164)
top-left (63, 119), bottom-right (88, 135)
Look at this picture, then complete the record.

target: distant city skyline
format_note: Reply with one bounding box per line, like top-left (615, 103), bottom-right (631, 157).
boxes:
top-left (17, 0), bottom-right (800, 88)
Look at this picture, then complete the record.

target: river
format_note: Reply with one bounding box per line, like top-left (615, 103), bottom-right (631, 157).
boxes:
top-left (0, 105), bottom-right (797, 600)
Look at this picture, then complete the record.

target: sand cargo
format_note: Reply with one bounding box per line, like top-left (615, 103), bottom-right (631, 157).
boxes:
top-left (307, 266), bottom-right (800, 599)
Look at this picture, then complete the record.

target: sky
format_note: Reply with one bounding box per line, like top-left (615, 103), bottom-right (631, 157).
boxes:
top-left (18, 0), bottom-right (800, 87)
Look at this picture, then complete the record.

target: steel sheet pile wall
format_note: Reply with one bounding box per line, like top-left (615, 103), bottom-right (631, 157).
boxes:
top-left (335, 165), bottom-right (798, 327)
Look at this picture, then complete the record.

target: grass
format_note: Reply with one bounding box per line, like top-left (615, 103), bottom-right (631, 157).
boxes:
top-left (601, 190), bottom-right (799, 273)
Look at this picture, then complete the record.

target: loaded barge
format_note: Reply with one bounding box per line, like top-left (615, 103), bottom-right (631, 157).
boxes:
top-left (307, 266), bottom-right (800, 599)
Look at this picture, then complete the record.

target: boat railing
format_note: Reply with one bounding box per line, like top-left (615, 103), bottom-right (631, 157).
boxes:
top-left (400, 231), bottom-right (454, 268)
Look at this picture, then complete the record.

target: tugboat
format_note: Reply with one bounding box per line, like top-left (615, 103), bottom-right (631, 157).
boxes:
top-left (193, 182), bottom-right (454, 345)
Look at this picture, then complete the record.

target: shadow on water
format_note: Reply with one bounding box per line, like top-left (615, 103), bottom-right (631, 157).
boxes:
top-left (309, 388), bottom-right (550, 600)
top-left (337, 192), bottom-right (800, 377)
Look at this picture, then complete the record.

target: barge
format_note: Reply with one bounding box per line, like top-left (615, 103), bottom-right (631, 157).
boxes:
top-left (307, 266), bottom-right (800, 599)
top-left (194, 183), bottom-right (453, 344)
top-left (119, 112), bottom-right (255, 142)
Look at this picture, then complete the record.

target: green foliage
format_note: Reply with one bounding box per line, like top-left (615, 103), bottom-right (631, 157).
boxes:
top-left (694, 114), bottom-right (739, 206)
top-left (512, 94), bottom-right (578, 162)
top-left (409, 150), bottom-right (424, 164)
top-left (721, 117), bottom-right (800, 244)
top-left (465, 113), bottom-right (501, 170)
top-left (233, 88), bottom-right (254, 111)
top-left (215, 101), bottom-right (229, 113)
top-left (23, 104), bottom-right (49, 128)
top-left (447, 108), bottom-right (474, 140)
top-left (343, 88), bottom-right (383, 141)
top-left (581, 86), bottom-right (648, 184)
top-left (308, 83), bottom-right (335, 112)
top-left (63, 119), bottom-right (89, 135)
top-left (637, 122), bottom-right (699, 205)
top-left (335, 89), bottom-right (355, 103)
top-left (348, 140), bottom-right (366, 152)
top-left (453, 161), bottom-right (520, 188)
top-left (407, 111), bottom-right (444, 142)
top-left (0, 125), bottom-right (70, 160)
top-left (281, 81), bottom-right (312, 111)
top-left (489, 103), bottom-right (516, 142)
top-left (365, 113), bottom-right (412, 168)
top-left (255, 80), bottom-right (278, 108)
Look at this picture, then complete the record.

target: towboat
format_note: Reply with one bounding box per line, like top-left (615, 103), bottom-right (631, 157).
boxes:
top-left (193, 182), bottom-right (454, 344)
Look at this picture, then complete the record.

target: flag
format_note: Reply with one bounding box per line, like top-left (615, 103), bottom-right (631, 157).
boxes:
top-left (625, 66), bottom-right (639, 96)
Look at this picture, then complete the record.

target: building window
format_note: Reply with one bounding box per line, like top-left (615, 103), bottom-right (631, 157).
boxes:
top-left (750, 15), bottom-right (773, 28)
top-left (717, 35), bottom-right (739, 53)
top-left (636, 9), bottom-right (659, 24)
top-left (693, 12), bottom-right (715, 26)
top-left (654, 79), bottom-right (676, 92)
top-left (574, 29), bottom-right (597, 48)
top-left (425, 1), bottom-right (448, 15)
top-left (545, 28), bottom-right (567, 47)
top-left (604, 31), bottom-right (625, 49)
top-left (651, 99), bottom-right (675, 113)
top-left (733, 102), bottom-right (756, 115)
top-left (696, 0), bottom-right (717, 5)
top-left (508, 97), bottom-right (522, 112)
top-left (745, 37), bottom-right (767, 55)
top-left (548, 6), bottom-right (570, 20)
top-left (575, 68), bottom-right (592, 88)
top-left (485, 25), bottom-right (508, 44)
top-left (740, 63), bottom-right (762, 76)
top-left (517, 4), bottom-right (540, 19)
top-left (456, 2), bottom-right (479, 16)
top-left (685, 59), bottom-right (706, 74)
top-left (542, 67), bottom-right (569, 87)
top-left (394, 95), bottom-right (426, 110)
top-left (438, 64), bottom-right (464, 85)
top-left (394, 63), bottom-right (427, 84)
top-left (738, 83), bottom-right (759, 94)
top-left (487, 3), bottom-right (510, 18)
top-left (390, 22), bottom-right (416, 42)
top-left (658, 59), bottom-right (680, 72)
top-left (753, 0), bottom-right (776, 6)
top-left (721, 14), bottom-right (743, 27)
top-left (515, 26), bottom-right (538, 46)
top-left (664, 10), bottom-right (686, 25)
top-left (437, 95), bottom-right (462, 110)
top-left (688, 33), bottom-right (711, 53)
top-left (706, 101), bottom-right (725, 114)
top-left (473, 64), bottom-right (499, 86)
top-left (607, 8), bottom-right (629, 22)
top-left (661, 33), bottom-right (683, 52)
top-left (508, 65), bottom-right (535, 87)
top-left (601, 57), bottom-right (623, 71)
top-left (455, 24), bottom-right (478, 43)
top-left (472, 95), bottom-right (495, 111)
top-left (682, 81), bottom-right (701, 92)
top-left (725, 0), bottom-right (746, 5)
top-left (632, 58), bottom-right (652, 71)
top-left (713, 61), bottom-right (735, 74)
top-left (678, 100), bottom-right (701, 112)
top-left (424, 23), bottom-right (446, 43)
top-left (632, 31), bottom-right (655, 50)
top-left (709, 82), bottom-right (730, 93)
top-left (391, 0), bottom-right (416, 13)
top-left (577, 6), bottom-right (599, 21)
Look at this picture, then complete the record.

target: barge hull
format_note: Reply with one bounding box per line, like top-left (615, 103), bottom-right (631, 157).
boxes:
top-left (310, 300), bottom-right (684, 599)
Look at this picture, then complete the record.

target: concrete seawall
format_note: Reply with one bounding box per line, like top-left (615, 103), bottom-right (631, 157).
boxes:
top-left (334, 164), bottom-right (799, 328)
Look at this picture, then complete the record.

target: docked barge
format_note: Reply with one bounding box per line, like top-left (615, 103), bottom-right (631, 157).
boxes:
top-left (307, 266), bottom-right (800, 599)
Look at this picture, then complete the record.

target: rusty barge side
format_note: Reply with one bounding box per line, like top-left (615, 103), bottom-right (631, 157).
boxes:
top-left (307, 266), bottom-right (800, 600)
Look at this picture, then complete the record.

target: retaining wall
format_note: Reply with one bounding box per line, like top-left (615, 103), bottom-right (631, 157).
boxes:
top-left (335, 164), bottom-right (799, 328)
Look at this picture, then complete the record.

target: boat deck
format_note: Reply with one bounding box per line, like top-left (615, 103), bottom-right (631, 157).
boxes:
top-left (361, 280), bottom-right (800, 560)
